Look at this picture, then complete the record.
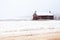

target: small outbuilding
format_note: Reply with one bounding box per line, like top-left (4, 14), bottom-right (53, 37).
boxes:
top-left (33, 11), bottom-right (54, 20)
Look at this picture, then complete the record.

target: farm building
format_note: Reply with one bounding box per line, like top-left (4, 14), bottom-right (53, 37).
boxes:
top-left (33, 11), bottom-right (54, 20)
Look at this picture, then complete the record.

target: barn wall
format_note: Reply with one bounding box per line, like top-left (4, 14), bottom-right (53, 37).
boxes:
top-left (33, 15), bottom-right (54, 20)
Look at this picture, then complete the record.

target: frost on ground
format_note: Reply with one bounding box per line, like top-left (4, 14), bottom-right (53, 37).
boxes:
top-left (0, 20), bottom-right (60, 40)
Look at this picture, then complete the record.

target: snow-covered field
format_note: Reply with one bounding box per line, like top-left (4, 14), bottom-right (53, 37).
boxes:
top-left (0, 20), bottom-right (60, 36)
top-left (0, 20), bottom-right (60, 40)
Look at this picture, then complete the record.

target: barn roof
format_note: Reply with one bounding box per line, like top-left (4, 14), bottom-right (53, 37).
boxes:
top-left (36, 12), bottom-right (53, 16)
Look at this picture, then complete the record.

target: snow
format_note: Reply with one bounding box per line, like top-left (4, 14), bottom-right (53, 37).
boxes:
top-left (0, 20), bottom-right (60, 36)
top-left (37, 12), bottom-right (53, 16)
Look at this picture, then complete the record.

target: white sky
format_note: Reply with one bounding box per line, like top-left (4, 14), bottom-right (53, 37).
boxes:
top-left (0, 0), bottom-right (60, 19)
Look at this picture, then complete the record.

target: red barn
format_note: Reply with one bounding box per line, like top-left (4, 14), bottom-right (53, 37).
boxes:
top-left (33, 11), bottom-right (54, 20)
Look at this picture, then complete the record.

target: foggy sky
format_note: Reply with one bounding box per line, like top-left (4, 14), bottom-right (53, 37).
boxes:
top-left (0, 0), bottom-right (60, 19)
